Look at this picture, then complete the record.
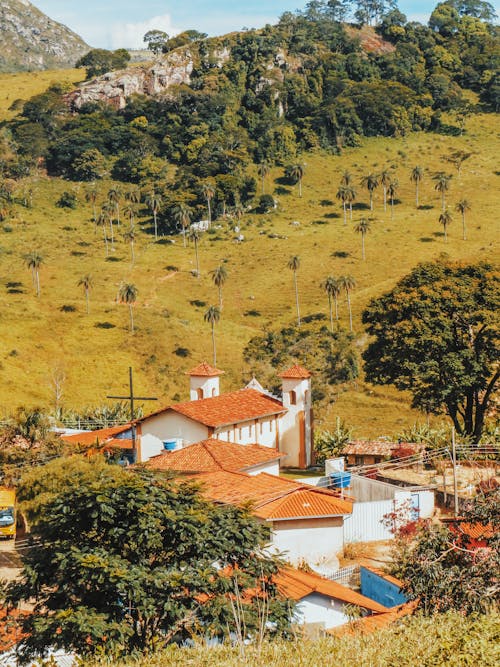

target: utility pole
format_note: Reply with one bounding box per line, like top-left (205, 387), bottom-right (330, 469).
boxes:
top-left (107, 367), bottom-right (157, 460)
top-left (452, 427), bottom-right (459, 517)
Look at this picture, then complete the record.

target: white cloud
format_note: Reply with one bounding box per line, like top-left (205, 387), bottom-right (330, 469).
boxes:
top-left (107, 13), bottom-right (180, 50)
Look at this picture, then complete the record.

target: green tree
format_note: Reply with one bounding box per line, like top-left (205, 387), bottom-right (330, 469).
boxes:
top-left (439, 208), bottom-right (453, 242)
top-left (204, 305), bottom-right (221, 366)
top-left (108, 188), bottom-right (122, 226)
top-left (379, 168), bottom-right (392, 212)
top-left (340, 275), bottom-right (356, 332)
top-left (336, 185), bottom-right (349, 225)
top-left (286, 164), bottom-right (305, 197)
top-left (387, 178), bottom-right (399, 219)
top-left (123, 226), bottom-right (136, 264)
top-left (171, 202), bottom-right (191, 247)
top-left (118, 283), bottom-right (138, 333)
top-left (85, 185), bottom-right (99, 224)
top-left (189, 228), bottom-right (201, 277)
top-left (433, 172), bottom-right (452, 211)
top-left (201, 182), bottom-right (215, 227)
top-left (340, 170), bottom-right (353, 187)
top-left (287, 255), bottom-right (301, 327)
top-left (257, 161), bottom-right (270, 195)
top-left (123, 203), bottom-right (137, 227)
top-left (145, 192), bottom-right (162, 240)
top-left (410, 166), bottom-right (424, 208)
top-left (72, 149), bottom-right (107, 181)
top-left (323, 276), bottom-right (341, 331)
top-left (75, 48), bottom-right (131, 79)
top-left (210, 264), bottom-right (228, 310)
top-left (77, 274), bottom-right (93, 315)
top-left (5, 458), bottom-right (291, 658)
top-left (354, 218), bottom-right (371, 260)
top-left (25, 251), bottom-right (43, 297)
top-left (455, 199), bottom-right (471, 240)
top-left (143, 29), bottom-right (169, 54)
top-left (445, 150), bottom-right (472, 177)
top-left (314, 418), bottom-right (353, 465)
top-left (362, 260), bottom-right (499, 439)
top-left (360, 173), bottom-right (379, 211)
top-left (101, 202), bottom-right (115, 249)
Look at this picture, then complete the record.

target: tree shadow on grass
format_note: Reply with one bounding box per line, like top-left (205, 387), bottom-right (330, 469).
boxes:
top-left (320, 199), bottom-right (333, 206)
top-left (352, 202), bottom-right (370, 211)
top-left (274, 186), bottom-right (291, 195)
top-left (419, 237), bottom-right (435, 243)
top-left (418, 204), bottom-right (434, 210)
top-left (324, 212), bottom-right (340, 219)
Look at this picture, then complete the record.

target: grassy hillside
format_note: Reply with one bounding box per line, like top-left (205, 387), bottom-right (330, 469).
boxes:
top-left (0, 76), bottom-right (498, 435)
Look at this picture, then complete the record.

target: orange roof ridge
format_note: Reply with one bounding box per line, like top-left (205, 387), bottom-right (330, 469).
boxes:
top-left (279, 364), bottom-right (312, 379)
top-left (186, 362), bottom-right (224, 377)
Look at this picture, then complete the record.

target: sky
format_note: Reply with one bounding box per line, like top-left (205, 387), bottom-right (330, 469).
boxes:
top-left (33, 1), bottom-right (499, 49)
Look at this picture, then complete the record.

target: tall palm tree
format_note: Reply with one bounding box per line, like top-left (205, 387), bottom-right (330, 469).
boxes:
top-left (189, 228), bottom-right (201, 277)
top-left (125, 188), bottom-right (141, 204)
top-left (95, 210), bottom-right (109, 255)
top-left (257, 162), bottom-right (270, 195)
top-left (287, 255), bottom-right (301, 327)
top-left (85, 185), bottom-right (98, 222)
top-left (346, 185), bottom-right (356, 220)
top-left (336, 185), bottom-right (349, 225)
top-left (354, 218), bottom-right (371, 260)
top-left (232, 202), bottom-right (245, 223)
top-left (145, 192), bottom-right (162, 240)
top-left (118, 283), bottom-right (138, 333)
top-left (25, 251), bottom-right (43, 297)
top-left (101, 202), bottom-right (115, 249)
top-left (360, 173), bottom-right (379, 211)
top-left (201, 182), bottom-right (215, 227)
top-left (287, 164), bottom-right (304, 197)
top-left (433, 173), bottom-right (451, 212)
top-left (323, 275), bottom-right (341, 332)
top-left (77, 274), bottom-right (93, 314)
top-left (439, 209), bottom-right (453, 242)
top-left (379, 169), bottom-right (392, 212)
top-left (108, 188), bottom-right (122, 226)
top-left (387, 178), bottom-right (399, 219)
top-left (123, 203), bottom-right (137, 227)
top-left (340, 275), bottom-right (356, 332)
top-left (410, 166), bottom-right (424, 208)
top-left (204, 305), bottom-right (221, 366)
top-left (340, 170), bottom-right (352, 187)
top-left (455, 199), bottom-right (471, 241)
top-left (210, 264), bottom-right (228, 310)
top-left (172, 203), bottom-right (191, 247)
top-left (123, 226), bottom-right (136, 264)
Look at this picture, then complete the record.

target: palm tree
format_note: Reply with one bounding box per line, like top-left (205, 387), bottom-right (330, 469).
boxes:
top-left (336, 186), bottom-right (349, 225)
top-left (410, 166), bottom-right (424, 208)
top-left (123, 226), bottom-right (136, 264)
top-left (77, 274), bottom-right (93, 314)
top-left (201, 182), bottom-right (215, 227)
top-left (118, 283), bottom-right (138, 333)
top-left (108, 188), bottom-right (122, 226)
top-left (25, 251), bottom-right (43, 297)
top-left (232, 202), bottom-right (245, 223)
top-left (204, 305), bottom-right (221, 366)
top-left (455, 199), bottom-right (471, 241)
top-left (171, 203), bottom-right (191, 247)
top-left (125, 188), bottom-right (141, 204)
top-left (257, 162), bottom-right (270, 195)
top-left (433, 173), bottom-right (451, 212)
top-left (323, 275), bottom-right (341, 332)
top-left (287, 255), bottom-right (301, 327)
top-left (354, 218), bottom-right (371, 260)
top-left (339, 275), bottom-right (356, 332)
top-left (210, 264), bottom-right (228, 310)
top-left (360, 173), bottom-right (379, 211)
top-left (101, 202), bottom-right (115, 249)
top-left (145, 192), bottom-right (162, 240)
top-left (387, 178), bottom-right (399, 219)
top-left (346, 186), bottom-right (356, 220)
top-left (287, 164), bottom-right (305, 197)
top-left (189, 228), bottom-right (201, 277)
top-left (95, 210), bottom-right (109, 255)
top-left (340, 170), bottom-right (352, 187)
top-left (439, 209), bottom-right (453, 242)
top-left (85, 185), bottom-right (98, 222)
top-left (123, 203), bottom-right (137, 227)
top-left (379, 169), bottom-right (392, 212)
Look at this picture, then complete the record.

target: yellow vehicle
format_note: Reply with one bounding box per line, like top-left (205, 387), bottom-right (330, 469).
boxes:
top-left (0, 487), bottom-right (16, 539)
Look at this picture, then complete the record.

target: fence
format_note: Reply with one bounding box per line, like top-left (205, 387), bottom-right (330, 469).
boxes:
top-left (344, 499), bottom-right (395, 543)
top-left (324, 564), bottom-right (360, 587)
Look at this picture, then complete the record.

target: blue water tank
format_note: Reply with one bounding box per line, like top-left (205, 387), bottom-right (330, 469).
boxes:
top-left (330, 471), bottom-right (351, 488)
top-left (163, 440), bottom-right (177, 451)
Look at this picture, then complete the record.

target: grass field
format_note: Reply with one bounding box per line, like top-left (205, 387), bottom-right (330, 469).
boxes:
top-left (0, 72), bottom-right (498, 436)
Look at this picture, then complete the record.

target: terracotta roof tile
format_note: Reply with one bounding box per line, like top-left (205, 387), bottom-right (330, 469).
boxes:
top-left (0, 609), bottom-right (29, 652)
top-left (279, 364), bottom-right (311, 379)
top-left (186, 362), bottom-right (224, 377)
top-left (344, 440), bottom-right (422, 457)
top-left (328, 601), bottom-right (418, 636)
top-left (193, 471), bottom-right (352, 520)
top-left (146, 438), bottom-right (284, 473)
top-left (275, 568), bottom-right (388, 612)
top-left (168, 389), bottom-right (286, 428)
top-left (61, 424), bottom-right (131, 446)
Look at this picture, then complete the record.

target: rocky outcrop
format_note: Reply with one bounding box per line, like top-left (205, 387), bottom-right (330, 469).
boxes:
top-left (0, 0), bottom-right (89, 72)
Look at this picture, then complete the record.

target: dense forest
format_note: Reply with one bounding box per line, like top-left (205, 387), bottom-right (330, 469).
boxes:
top-left (1, 0), bottom-right (498, 227)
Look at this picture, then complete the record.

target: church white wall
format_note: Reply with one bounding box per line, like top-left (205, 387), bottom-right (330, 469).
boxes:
top-left (138, 412), bottom-right (209, 461)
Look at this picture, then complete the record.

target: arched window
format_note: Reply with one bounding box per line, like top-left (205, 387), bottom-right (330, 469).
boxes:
top-left (304, 389), bottom-right (310, 405)
top-left (289, 390), bottom-right (297, 406)
top-left (197, 387), bottom-right (204, 400)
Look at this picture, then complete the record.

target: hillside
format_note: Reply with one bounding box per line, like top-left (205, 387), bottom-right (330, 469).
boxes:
top-left (0, 0), bottom-right (89, 73)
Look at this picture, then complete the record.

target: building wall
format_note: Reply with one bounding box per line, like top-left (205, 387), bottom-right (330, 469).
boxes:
top-left (360, 567), bottom-right (407, 608)
top-left (272, 516), bottom-right (344, 565)
top-left (138, 412), bottom-right (209, 462)
top-left (246, 460), bottom-right (280, 476)
top-left (214, 416), bottom-right (278, 449)
top-left (295, 593), bottom-right (349, 629)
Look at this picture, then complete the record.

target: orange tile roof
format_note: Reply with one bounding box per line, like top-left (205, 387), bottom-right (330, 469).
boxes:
top-left (0, 609), bottom-right (29, 652)
top-left (146, 438), bottom-right (284, 473)
top-left (275, 567), bottom-right (388, 612)
top-left (361, 565), bottom-right (405, 589)
top-left (187, 362), bottom-right (224, 377)
top-left (167, 389), bottom-right (286, 428)
top-left (279, 364), bottom-right (311, 379)
top-left (328, 601), bottom-right (418, 636)
top-left (193, 471), bottom-right (352, 520)
top-left (61, 424), bottom-right (131, 446)
top-left (447, 520), bottom-right (496, 541)
top-left (344, 440), bottom-right (422, 457)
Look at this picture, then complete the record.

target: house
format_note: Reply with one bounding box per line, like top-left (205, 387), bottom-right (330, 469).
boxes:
top-left (63, 362), bottom-right (315, 469)
top-left (61, 424), bottom-right (134, 464)
top-left (190, 470), bottom-right (352, 566)
top-left (328, 600), bottom-right (418, 636)
top-left (359, 566), bottom-right (407, 608)
top-left (145, 438), bottom-right (284, 476)
top-left (274, 567), bottom-right (389, 634)
top-left (343, 440), bottom-right (421, 467)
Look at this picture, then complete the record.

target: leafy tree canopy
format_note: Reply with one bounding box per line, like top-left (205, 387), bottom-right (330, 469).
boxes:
top-left (4, 459), bottom-right (291, 659)
top-left (362, 260), bottom-right (499, 440)
top-left (75, 48), bottom-right (131, 80)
